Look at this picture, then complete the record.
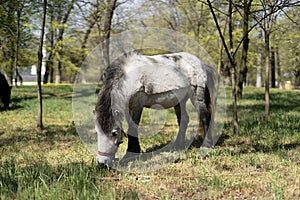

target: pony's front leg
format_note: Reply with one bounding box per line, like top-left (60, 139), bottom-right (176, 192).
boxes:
top-left (122, 106), bottom-right (143, 160)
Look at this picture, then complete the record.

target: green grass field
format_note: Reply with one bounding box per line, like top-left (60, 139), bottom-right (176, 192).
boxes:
top-left (0, 85), bottom-right (299, 199)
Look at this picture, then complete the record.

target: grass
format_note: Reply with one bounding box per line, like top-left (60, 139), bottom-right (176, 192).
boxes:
top-left (0, 85), bottom-right (299, 199)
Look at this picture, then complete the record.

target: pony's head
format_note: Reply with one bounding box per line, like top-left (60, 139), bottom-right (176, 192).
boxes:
top-left (94, 109), bottom-right (126, 165)
top-left (94, 55), bottom-right (128, 165)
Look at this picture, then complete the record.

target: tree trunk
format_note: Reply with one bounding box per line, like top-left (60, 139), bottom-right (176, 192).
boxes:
top-left (264, 6), bottom-right (275, 121)
top-left (55, 59), bottom-right (61, 84)
top-left (270, 47), bottom-right (276, 88)
top-left (37, 0), bottom-right (47, 130)
top-left (50, 66), bottom-right (54, 83)
top-left (217, 13), bottom-right (228, 75)
top-left (53, 0), bottom-right (75, 84)
top-left (43, 10), bottom-right (54, 84)
top-left (207, 0), bottom-right (238, 135)
top-left (237, 0), bottom-right (252, 98)
top-left (13, 8), bottom-right (21, 87)
top-left (13, 48), bottom-right (19, 87)
top-left (217, 37), bottom-right (223, 74)
top-left (102, 0), bottom-right (117, 69)
top-left (78, 16), bottom-right (98, 83)
top-left (43, 54), bottom-right (53, 84)
top-left (276, 47), bottom-right (282, 88)
top-left (228, 0), bottom-right (238, 135)
top-left (256, 44), bottom-right (263, 87)
top-left (264, 32), bottom-right (270, 121)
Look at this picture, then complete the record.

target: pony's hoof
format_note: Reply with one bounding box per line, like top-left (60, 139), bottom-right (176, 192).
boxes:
top-left (198, 147), bottom-right (211, 158)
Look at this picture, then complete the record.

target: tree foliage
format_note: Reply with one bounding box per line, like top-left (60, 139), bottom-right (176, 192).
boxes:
top-left (0, 0), bottom-right (36, 84)
top-left (0, 0), bottom-right (298, 87)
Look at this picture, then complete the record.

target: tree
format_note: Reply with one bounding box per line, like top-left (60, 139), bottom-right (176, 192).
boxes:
top-left (12, 0), bottom-right (21, 87)
top-left (37, 0), bottom-right (47, 130)
top-left (43, 1), bottom-right (55, 84)
top-left (256, 31), bottom-right (263, 87)
top-left (102, 0), bottom-right (118, 69)
top-left (0, 0), bottom-right (35, 85)
top-left (275, 47), bottom-right (281, 88)
top-left (227, 0), bottom-right (238, 135)
top-left (42, 0), bottom-right (76, 84)
top-left (176, 0), bottom-right (208, 42)
top-left (207, 0), bottom-right (239, 135)
top-left (54, 0), bottom-right (76, 84)
top-left (237, 0), bottom-right (253, 98)
top-left (262, 1), bottom-right (275, 121)
top-left (42, 0), bottom-right (120, 83)
top-left (270, 46), bottom-right (276, 88)
top-left (252, 0), bottom-right (300, 120)
top-left (216, 2), bottom-right (228, 76)
top-left (279, 6), bottom-right (300, 87)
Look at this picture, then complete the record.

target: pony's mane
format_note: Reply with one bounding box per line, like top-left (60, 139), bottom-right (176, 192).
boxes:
top-left (95, 52), bottom-right (137, 133)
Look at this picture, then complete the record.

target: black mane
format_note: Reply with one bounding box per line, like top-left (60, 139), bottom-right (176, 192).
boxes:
top-left (95, 54), bottom-right (129, 133)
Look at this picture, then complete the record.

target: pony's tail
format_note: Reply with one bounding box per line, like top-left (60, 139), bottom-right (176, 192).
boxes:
top-left (202, 64), bottom-right (220, 148)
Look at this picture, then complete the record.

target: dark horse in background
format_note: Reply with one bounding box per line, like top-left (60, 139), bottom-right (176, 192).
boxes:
top-left (0, 72), bottom-right (12, 109)
top-left (94, 52), bottom-right (220, 165)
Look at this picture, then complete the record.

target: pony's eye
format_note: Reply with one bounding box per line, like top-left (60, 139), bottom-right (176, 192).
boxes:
top-left (112, 130), bottom-right (118, 137)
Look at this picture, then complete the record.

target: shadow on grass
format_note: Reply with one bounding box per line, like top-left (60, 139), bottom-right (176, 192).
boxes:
top-left (0, 105), bottom-right (23, 112)
top-left (3, 85), bottom-right (85, 112)
top-left (0, 97), bottom-right (29, 111)
top-left (238, 90), bottom-right (300, 112)
top-left (232, 141), bottom-right (300, 155)
top-left (221, 89), bottom-right (300, 155)
top-left (189, 130), bottom-right (299, 155)
top-left (143, 138), bottom-right (174, 153)
top-left (0, 123), bottom-right (78, 148)
top-left (43, 123), bottom-right (78, 137)
top-left (0, 134), bottom-right (33, 148)
top-left (187, 133), bottom-right (230, 149)
top-left (140, 128), bottom-right (230, 155)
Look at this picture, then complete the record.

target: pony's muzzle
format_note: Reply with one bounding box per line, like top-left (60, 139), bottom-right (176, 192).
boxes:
top-left (97, 151), bottom-right (119, 165)
top-left (97, 155), bottom-right (112, 165)
top-left (98, 162), bottom-right (109, 169)
top-left (97, 156), bottom-right (120, 168)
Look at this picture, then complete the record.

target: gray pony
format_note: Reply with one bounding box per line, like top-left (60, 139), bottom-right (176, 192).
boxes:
top-left (94, 52), bottom-right (219, 165)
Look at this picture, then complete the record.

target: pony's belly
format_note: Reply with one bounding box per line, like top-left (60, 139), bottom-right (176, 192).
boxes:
top-left (139, 88), bottom-right (189, 109)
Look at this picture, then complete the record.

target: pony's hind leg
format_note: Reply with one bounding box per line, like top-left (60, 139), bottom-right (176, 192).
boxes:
top-left (191, 86), bottom-right (212, 147)
top-left (174, 99), bottom-right (189, 150)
